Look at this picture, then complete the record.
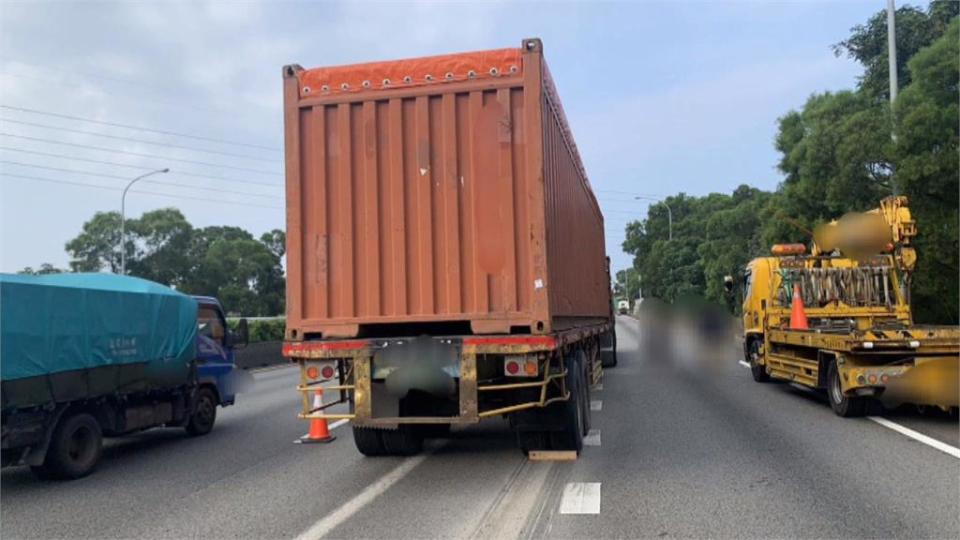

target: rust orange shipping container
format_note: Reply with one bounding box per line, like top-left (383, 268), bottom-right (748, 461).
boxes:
top-left (282, 39), bottom-right (616, 457)
top-left (282, 38), bottom-right (610, 340)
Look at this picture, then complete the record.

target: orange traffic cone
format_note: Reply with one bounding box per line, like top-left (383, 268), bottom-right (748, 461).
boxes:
top-left (297, 388), bottom-right (336, 444)
top-left (790, 283), bottom-right (809, 330)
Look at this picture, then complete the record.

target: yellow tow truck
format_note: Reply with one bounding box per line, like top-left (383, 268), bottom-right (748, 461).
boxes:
top-left (733, 196), bottom-right (959, 416)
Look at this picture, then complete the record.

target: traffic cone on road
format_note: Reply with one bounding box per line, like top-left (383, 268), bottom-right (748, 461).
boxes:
top-left (297, 388), bottom-right (335, 444)
top-left (789, 283), bottom-right (809, 330)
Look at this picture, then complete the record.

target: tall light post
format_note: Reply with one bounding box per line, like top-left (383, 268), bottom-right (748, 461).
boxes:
top-left (635, 196), bottom-right (672, 241)
top-left (120, 168), bottom-right (169, 275)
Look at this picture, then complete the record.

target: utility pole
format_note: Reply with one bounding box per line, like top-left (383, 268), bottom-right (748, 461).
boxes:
top-left (120, 168), bottom-right (169, 275)
top-left (887, 0), bottom-right (899, 195)
top-left (887, 0), bottom-right (898, 104)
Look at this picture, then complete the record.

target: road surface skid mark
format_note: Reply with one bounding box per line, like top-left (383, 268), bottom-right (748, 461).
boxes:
top-left (559, 482), bottom-right (601, 514)
top-left (529, 450), bottom-right (577, 461)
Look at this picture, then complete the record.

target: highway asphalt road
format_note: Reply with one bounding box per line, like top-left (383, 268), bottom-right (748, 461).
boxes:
top-left (3, 316), bottom-right (958, 539)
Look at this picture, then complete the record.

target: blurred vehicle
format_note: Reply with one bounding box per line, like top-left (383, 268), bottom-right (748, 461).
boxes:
top-left (281, 38), bottom-right (615, 457)
top-left (617, 300), bottom-right (630, 314)
top-left (1, 274), bottom-right (248, 479)
top-left (734, 197), bottom-right (959, 416)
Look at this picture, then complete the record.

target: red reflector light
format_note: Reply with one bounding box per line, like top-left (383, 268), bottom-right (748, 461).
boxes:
top-left (321, 365), bottom-right (336, 379)
top-left (505, 360), bottom-right (520, 375)
top-left (306, 366), bottom-right (319, 379)
top-left (880, 374), bottom-right (889, 384)
top-left (868, 374), bottom-right (878, 384)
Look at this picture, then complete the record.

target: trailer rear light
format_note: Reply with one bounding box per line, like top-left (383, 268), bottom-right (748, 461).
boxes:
top-left (867, 374), bottom-right (878, 384)
top-left (306, 366), bottom-right (320, 379)
top-left (857, 375), bottom-right (866, 385)
top-left (862, 341), bottom-right (874, 349)
top-left (523, 360), bottom-right (538, 376)
top-left (320, 365), bottom-right (336, 379)
top-left (909, 340), bottom-right (920, 348)
top-left (880, 374), bottom-right (889, 384)
top-left (504, 357), bottom-right (538, 377)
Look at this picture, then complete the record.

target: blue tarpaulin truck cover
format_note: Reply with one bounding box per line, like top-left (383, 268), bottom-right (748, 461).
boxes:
top-left (0, 274), bottom-right (197, 398)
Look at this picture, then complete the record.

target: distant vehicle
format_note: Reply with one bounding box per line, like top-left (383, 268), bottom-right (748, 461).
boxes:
top-left (617, 300), bottom-right (630, 315)
top-left (281, 38), bottom-right (616, 457)
top-left (0, 274), bottom-right (249, 479)
top-left (734, 197), bottom-right (959, 416)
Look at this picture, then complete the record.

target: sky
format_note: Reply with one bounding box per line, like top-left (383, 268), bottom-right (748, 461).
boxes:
top-left (0, 0), bottom-right (883, 276)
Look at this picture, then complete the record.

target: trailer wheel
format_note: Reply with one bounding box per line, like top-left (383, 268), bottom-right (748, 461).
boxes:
top-left (748, 339), bottom-right (769, 383)
top-left (548, 352), bottom-right (585, 453)
top-left (352, 426), bottom-right (387, 456)
top-left (186, 387), bottom-right (218, 436)
top-left (516, 430), bottom-right (548, 454)
top-left (31, 412), bottom-right (102, 480)
top-left (827, 360), bottom-right (867, 417)
top-left (600, 328), bottom-right (618, 368)
top-left (380, 426), bottom-right (423, 456)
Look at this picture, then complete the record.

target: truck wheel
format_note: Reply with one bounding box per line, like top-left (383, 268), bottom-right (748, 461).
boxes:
top-left (31, 412), bottom-right (102, 480)
top-left (748, 340), bottom-right (769, 383)
top-left (600, 329), bottom-right (618, 368)
top-left (549, 353), bottom-right (585, 453)
top-left (827, 360), bottom-right (867, 417)
top-left (186, 387), bottom-right (218, 436)
top-left (380, 426), bottom-right (423, 456)
top-left (352, 426), bottom-right (386, 456)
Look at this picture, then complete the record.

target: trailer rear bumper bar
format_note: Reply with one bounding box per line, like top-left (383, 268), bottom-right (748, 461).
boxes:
top-left (284, 324), bottom-right (609, 426)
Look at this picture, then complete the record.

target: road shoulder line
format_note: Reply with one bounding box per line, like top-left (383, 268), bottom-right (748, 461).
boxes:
top-left (867, 416), bottom-right (960, 459)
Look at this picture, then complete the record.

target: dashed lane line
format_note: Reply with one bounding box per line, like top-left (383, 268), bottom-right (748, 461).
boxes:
top-left (867, 416), bottom-right (960, 459)
top-left (295, 450), bottom-right (433, 539)
top-left (738, 360), bottom-right (751, 368)
top-left (590, 400), bottom-right (602, 412)
top-left (559, 482), bottom-right (601, 515)
top-left (584, 429), bottom-right (601, 447)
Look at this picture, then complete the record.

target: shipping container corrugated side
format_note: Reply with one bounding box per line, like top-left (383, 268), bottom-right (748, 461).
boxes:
top-left (283, 38), bottom-right (610, 339)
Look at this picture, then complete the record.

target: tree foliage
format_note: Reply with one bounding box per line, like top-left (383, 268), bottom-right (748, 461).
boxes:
top-left (62, 208), bottom-right (286, 316)
top-left (622, 3), bottom-right (958, 323)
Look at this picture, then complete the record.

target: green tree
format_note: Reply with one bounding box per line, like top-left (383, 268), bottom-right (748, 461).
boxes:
top-left (19, 263), bottom-right (65, 275)
top-left (833, 0), bottom-right (959, 101)
top-left (65, 211), bottom-right (123, 272)
top-left (126, 208), bottom-right (194, 287)
top-left (894, 17), bottom-right (959, 323)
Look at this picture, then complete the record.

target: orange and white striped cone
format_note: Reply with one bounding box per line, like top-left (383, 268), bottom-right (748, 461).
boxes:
top-left (297, 388), bottom-right (335, 444)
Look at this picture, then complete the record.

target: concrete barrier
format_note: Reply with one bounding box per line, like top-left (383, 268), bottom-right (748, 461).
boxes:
top-left (234, 341), bottom-right (288, 370)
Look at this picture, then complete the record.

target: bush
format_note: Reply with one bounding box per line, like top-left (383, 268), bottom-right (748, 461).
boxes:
top-left (228, 318), bottom-right (285, 343)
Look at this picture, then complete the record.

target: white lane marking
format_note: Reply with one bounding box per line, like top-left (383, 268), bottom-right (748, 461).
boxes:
top-left (328, 419), bottom-right (349, 430)
top-left (867, 416), bottom-right (960, 459)
top-left (584, 429), bottom-right (601, 447)
top-left (296, 453), bottom-right (431, 539)
top-left (595, 384), bottom-right (603, 391)
top-left (738, 360), bottom-right (750, 369)
top-left (559, 482), bottom-right (601, 514)
top-left (590, 400), bottom-right (602, 412)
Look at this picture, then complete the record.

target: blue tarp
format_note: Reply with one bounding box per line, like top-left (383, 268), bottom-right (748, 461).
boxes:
top-left (0, 273), bottom-right (197, 382)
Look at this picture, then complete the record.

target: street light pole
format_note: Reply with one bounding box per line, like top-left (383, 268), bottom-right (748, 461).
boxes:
top-left (120, 168), bottom-right (169, 275)
top-left (635, 196), bottom-right (673, 241)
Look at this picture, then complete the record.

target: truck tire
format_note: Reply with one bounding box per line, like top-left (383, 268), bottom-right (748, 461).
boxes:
top-left (352, 426), bottom-right (387, 456)
top-left (380, 426), bottom-right (423, 456)
top-left (31, 412), bottom-right (102, 480)
top-left (186, 387), bottom-right (218, 436)
top-left (600, 328), bottom-right (618, 368)
top-left (548, 352), bottom-right (585, 453)
top-left (516, 430), bottom-right (548, 454)
top-left (748, 339), bottom-right (769, 383)
top-left (827, 360), bottom-right (867, 417)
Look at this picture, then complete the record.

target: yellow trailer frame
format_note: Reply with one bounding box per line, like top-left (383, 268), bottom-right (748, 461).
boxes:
top-left (284, 324), bottom-right (608, 427)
